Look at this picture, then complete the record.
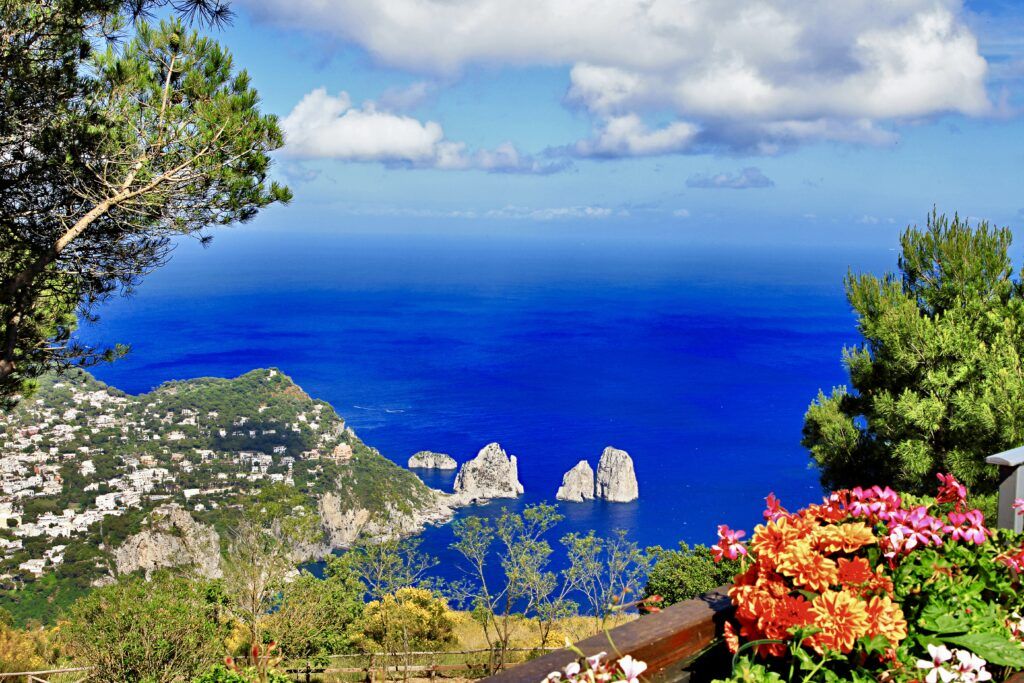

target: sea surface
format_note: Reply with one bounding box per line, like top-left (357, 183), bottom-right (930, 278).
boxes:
top-left (76, 227), bottom-right (895, 583)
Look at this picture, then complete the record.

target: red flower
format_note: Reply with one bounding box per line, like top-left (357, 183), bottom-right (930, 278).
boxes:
top-left (935, 473), bottom-right (968, 510)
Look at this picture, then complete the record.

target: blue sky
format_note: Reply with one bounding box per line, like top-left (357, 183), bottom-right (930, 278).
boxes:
top-left (205, 0), bottom-right (1024, 247)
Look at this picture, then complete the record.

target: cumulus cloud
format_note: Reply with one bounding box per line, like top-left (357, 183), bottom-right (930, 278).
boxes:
top-left (281, 88), bottom-right (565, 173)
top-left (244, 0), bottom-right (992, 155)
top-left (686, 167), bottom-right (774, 189)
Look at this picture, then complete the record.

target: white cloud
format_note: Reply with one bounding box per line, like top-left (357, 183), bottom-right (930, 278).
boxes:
top-left (281, 88), bottom-right (565, 173)
top-left (573, 114), bottom-right (699, 157)
top-left (686, 167), bottom-right (774, 189)
top-left (672, 208), bottom-right (691, 218)
top-left (245, 0), bottom-right (992, 155)
top-left (333, 204), bottom-right (619, 221)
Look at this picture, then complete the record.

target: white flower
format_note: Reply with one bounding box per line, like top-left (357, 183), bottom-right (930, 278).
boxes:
top-left (586, 652), bottom-right (607, 670)
top-left (617, 655), bottom-right (648, 683)
top-left (952, 649), bottom-right (992, 683)
top-left (917, 644), bottom-right (955, 683)
top-left (564, 662), bottom-right (581, 679)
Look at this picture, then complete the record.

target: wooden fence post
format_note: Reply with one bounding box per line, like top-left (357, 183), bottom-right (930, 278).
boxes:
top-left (986, 446), bottom-right (1024, 533)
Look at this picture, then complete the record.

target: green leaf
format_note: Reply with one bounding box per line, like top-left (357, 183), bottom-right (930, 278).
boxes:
top-left (919, 602), bottom-right (971, 634)
top-left (943, 633), bottom-right (1024, 668)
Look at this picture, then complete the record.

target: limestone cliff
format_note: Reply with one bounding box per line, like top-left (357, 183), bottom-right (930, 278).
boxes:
top-left (114, 504), bottom-right (221, 579)
top-left (451, 442), bottom-right (524, 503)
top-left (556, 460), bottom-right (596, 502)
top-left (407, 451), bottom-right (458, 470)
top-left (317, 490), bottom-right (454, 547)
top-left (595, 447), bottom-right (639, 502)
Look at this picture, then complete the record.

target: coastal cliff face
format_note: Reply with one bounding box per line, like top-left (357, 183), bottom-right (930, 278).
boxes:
top-left (452, 442), bottom-right (524, 503)
top-left (114, 504), bottom-right (222, 579)
top-left (595, 447), bottom-right (639, 502)
top-left (407, 451), bottom-right (457, 470)
top-left (317, 489), bottom-right (454, 548)
top-left (556, 460), bottom-right (595, 502)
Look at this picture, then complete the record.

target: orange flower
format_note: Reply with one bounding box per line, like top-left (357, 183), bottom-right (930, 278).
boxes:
top-left (813, 522), bottom-right (876, 554)
top-left (761, 594), bottom-right (814, 639)
top-left (837, 557), bottom-right (875, 587)
top-left (807, 590), bottom-right (870, 654)
top-left (724, 620), bottom-right (740, 654)
top-left (864, 595), bottom-right (907, 645)
top-left (750, 516), bottom-right (809, 569)
top-left (776, 540), bottom-right (839, 592)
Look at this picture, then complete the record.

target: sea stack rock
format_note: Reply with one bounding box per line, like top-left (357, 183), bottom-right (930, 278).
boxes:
top-left (452, 442), bottom-right (524, 502)
top-left (408, 451), bottom-right (458, 470)
top-left (556, 460), bottom-right (595, 502)
top-left (595, 447), bottom-right (639, 502)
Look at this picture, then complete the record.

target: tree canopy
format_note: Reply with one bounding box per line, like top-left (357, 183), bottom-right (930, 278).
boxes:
top-left (803, 210), bottom-right (1024, 505)
top-left (0, 0), bottom-right (289, 408)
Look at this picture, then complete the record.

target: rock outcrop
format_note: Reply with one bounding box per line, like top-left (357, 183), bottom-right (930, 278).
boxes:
top-left (595, 447), bottom-right (639, 502)
top-left (408, 451), bottom-right (457, 470)
top-left (317, 490), bottom-right (454, 548)
top-left (556, 460), bottom-right (595, 502)
top-left (114, 504), bottom-right (221, 578)
top-left (452, 442), bottom-right (524, 503)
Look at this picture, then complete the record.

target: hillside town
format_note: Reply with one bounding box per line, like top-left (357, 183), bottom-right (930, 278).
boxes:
top-left (0, 369), bottom-right (356, 584)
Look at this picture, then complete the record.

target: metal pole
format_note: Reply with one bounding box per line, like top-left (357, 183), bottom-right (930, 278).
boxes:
top-left (986, 446), bottom-right (1024, 533)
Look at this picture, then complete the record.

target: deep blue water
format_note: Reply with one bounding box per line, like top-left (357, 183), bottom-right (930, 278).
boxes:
top-left (75, 227), bottom-right (896, 583)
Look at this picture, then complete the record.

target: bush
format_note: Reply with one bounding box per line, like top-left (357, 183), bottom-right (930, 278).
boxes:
top-left (644, 542), bottom-right (738, 606)
top-left (62, 572), bottom-right (228, 683)
top-left (358, 587), bottom-right (458, 654)
top-left (262, 559), bottom-right (364, 661)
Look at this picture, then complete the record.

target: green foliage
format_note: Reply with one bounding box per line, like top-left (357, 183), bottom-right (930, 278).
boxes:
top-left (0, 1), bottom-right (289, 407)
top-left (193, 664), bottom-right (290, 683)
top-left (643, 542), bottom-right (738, 606)
top-left (62, 572), bottom-right (228, 683)
top-left (0, 573), bottom-right (90, 627)
top-left (263, 560), bottom-right (364, 662)
top-left (804, 210), bottom-right (1024, 496)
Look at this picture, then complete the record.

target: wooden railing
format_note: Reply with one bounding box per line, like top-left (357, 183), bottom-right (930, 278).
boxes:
top-left (0, 667), bottom-right (91, 683)
top-left (482, 587), bottom-right (733, 683)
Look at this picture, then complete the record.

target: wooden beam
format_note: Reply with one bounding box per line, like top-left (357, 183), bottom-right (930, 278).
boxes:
top-left (481, 587), bottom-right (732, 683)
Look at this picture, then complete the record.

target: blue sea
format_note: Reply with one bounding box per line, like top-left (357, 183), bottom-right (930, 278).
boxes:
top-left (76, 226), bottom-right (895, 580)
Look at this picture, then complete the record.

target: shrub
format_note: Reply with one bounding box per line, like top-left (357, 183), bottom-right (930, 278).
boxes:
top-left (643, 542), bottom-right (738, 606)
top-left (62, 572), bottom-right (227, 683)
top-left (358, 587), bottom-right (459, 654)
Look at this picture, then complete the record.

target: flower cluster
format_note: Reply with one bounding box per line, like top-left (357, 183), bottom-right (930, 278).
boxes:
top-left (724, 493), bottom-right (906, 658)
top-left (916, 644), bottom-right (992, 683)
top-left (719, 474), bottom-right (998, 660)
top-left (544, 652), bottom-right (648, 683)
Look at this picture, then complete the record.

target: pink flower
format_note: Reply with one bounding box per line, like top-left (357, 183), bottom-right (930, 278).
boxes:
top-left (711, 524), bottom-right (747, 562)
top-left (849, 485), bottom-right (902, 521)
top-left (617, 655), bottom-right (648, 683)
top-left (763, 493), bottom-right (788, 522)
top-left (944, 510), bottom-right (990, 545)
top-left (1014, 499), bottom-right (1024, 516)
top-left (936, 473), bottom-right (968, 509)
top-left (882, 506), bottom-right (944, 558)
